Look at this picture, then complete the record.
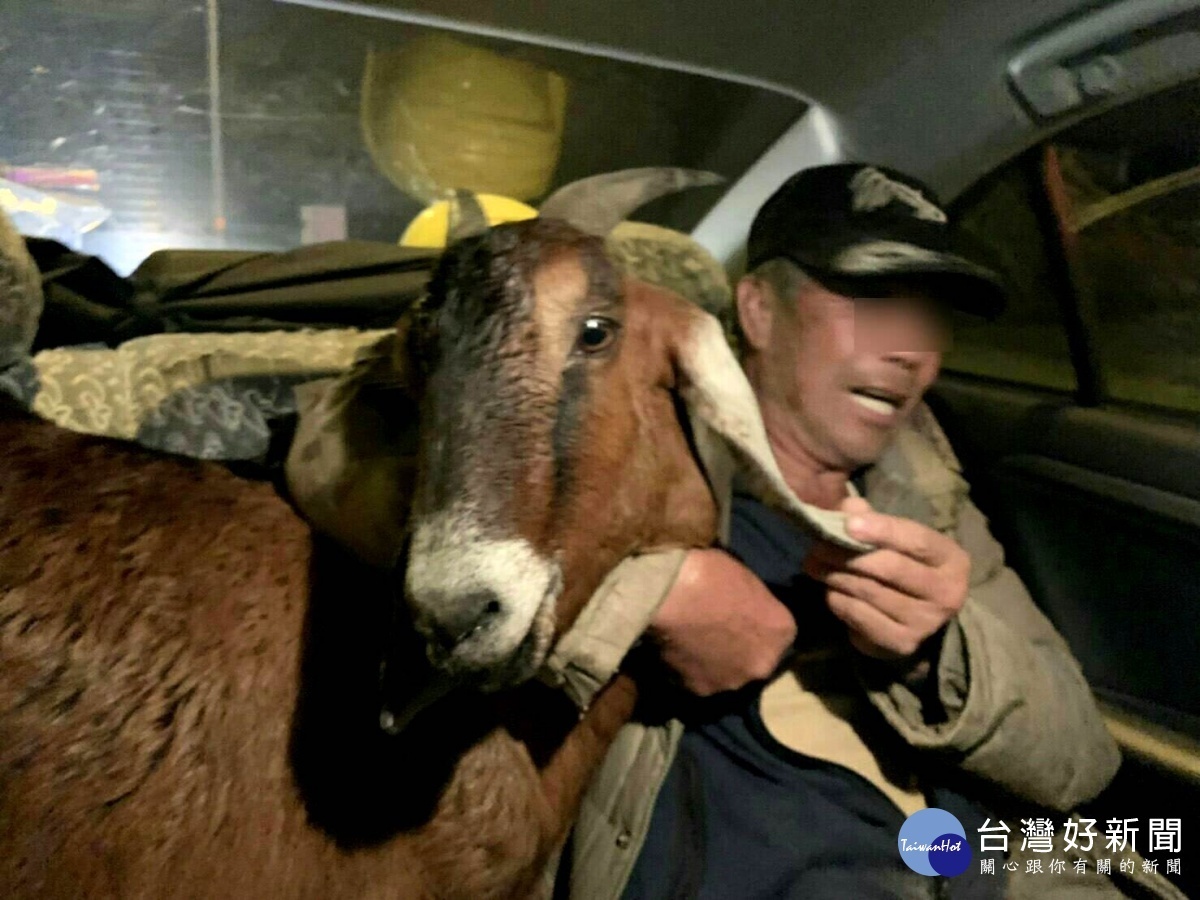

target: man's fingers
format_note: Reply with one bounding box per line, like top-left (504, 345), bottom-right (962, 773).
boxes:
top-left (840, 548), bottom-right (933, 599)
top-left (807, 545), bottom-right (935, 600)
top-left (823, 504), bottom-right (969, 662)
top-left (824, 571), bottom-right (913, 625)
top-left (825, 591), bottom-right (919, 659)
top-left (844, 511), bottom-right (948, 565)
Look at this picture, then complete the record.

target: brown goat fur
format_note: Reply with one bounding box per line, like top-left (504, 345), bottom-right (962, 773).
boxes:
top-left (0, 408), bottom-right (647, 899)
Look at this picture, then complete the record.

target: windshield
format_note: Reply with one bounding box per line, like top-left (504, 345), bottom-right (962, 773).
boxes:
top-left (0, 0), bottom-right (805, 274)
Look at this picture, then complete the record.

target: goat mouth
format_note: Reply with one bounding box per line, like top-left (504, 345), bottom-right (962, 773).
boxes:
top-left (466, 592), bottom-right (555, 692)
top-left (428, 582), bottom-right (559, 693)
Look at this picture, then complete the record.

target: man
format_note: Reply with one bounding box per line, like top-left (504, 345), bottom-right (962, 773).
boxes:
top-left (546, 165), bottom-right (1180, 899)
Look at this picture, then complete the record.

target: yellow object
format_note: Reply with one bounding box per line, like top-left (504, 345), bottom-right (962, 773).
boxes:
top-left (0, 186), bottom-right (57, 217)
top-left (399, 193), bottom-right (538, 248)
top-left (361, 34), bottom-right (568, 204)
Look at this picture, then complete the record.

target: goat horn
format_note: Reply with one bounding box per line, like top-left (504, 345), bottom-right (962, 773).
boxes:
top-left (446, 189), bottom-right (490, 243)
top-left (538, 168), bottom-right (725, 235)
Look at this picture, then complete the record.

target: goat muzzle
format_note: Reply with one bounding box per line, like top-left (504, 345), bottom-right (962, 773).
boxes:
top-left (405, 516), bottom-right (562, 688)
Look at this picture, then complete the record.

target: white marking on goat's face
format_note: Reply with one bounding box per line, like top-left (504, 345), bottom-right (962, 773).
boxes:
top-left (532, 251), bottom-right (590, 384)
top-left (405, 513), bottom-right (561, 687)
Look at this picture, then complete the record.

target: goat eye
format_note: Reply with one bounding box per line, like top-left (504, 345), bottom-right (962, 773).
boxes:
top-left (576, 316), bottom-right (617, 354)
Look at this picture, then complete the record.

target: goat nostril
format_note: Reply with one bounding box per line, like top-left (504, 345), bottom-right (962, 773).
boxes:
top-left (459, 595), bottom-right (503, 640)
top-left (419, 591), bottom-right (507, 659)
top-left (446, 592), bottom-right (505, 644)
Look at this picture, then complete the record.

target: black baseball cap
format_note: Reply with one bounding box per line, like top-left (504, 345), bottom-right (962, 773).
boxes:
top-left (746, 163), bottom-right (1006, 318)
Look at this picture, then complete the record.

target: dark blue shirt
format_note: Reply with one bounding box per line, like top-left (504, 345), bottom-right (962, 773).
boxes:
top-left (620, 495), bottom-right (1006, 900)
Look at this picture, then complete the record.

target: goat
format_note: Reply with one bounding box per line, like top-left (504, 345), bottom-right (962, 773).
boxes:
top-left (1, 203), bottom-right (859, 899)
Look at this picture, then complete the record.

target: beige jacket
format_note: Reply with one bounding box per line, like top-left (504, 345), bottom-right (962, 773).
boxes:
top-left (540, 404), bottom-right (1186, 900)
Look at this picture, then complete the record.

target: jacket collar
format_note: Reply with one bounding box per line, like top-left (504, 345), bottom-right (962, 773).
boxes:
top-left (724, 401), bottom-right (968, 539)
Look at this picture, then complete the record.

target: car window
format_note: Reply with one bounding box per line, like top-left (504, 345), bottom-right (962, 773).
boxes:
top-left (949, 79), bottom-right (1200, 416)
top-left (0, 0), bottom-right (805, 274)
top-left (945, 159), bottom-right (1077, 392)
top-left (1051, 80), bottom-right (1200, 415)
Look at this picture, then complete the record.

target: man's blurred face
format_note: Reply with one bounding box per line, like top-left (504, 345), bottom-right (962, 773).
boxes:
top-left (746, 272), bottom-right (948, 470)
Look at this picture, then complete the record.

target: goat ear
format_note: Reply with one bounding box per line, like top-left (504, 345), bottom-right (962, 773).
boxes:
top-left (668, 305), bottom-right (873, 552)
top-left (446, 189), bottom-right (490, 243)
top-left (539, 168), bottom-right (724, 236)
top-left (285, 325), bottom-right (420, 567)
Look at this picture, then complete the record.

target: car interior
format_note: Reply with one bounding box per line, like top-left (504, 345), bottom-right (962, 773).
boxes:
top-left (2, 0), bottom-right (1197, 893)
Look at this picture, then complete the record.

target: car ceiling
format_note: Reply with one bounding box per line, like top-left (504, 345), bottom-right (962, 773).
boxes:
top-left (287, 0), bottom-right (1101, 200)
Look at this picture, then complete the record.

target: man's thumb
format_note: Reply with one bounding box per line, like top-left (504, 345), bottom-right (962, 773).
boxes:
top-left (841, 495), bottom-right (874, 516)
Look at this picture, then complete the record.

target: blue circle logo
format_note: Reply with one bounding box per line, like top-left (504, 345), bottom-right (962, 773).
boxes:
top-left (897, 808), bottom-right (972, 877)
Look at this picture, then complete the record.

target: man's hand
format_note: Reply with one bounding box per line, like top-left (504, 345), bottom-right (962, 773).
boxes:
top-left (806, 497), bottom-right (970, 663)
top-left (648, 548), bottom-right (796, 697)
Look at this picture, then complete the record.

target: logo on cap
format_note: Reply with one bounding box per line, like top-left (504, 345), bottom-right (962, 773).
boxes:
top-left (849, 167), bottom-right (948, 224)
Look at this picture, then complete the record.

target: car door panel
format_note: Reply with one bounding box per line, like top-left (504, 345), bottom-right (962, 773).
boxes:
top-left (930, 376), bottom-right (1200, 726)
top-left (929, 375), bottom-right (1199, 893)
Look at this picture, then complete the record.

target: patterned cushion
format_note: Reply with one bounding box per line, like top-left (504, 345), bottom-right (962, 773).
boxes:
top-left (607, 221), bottom-right (731, 320)
top-left (1, 209), bottom-right (731, 462)
top-left (2, 329), bottom-right (389, 460)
